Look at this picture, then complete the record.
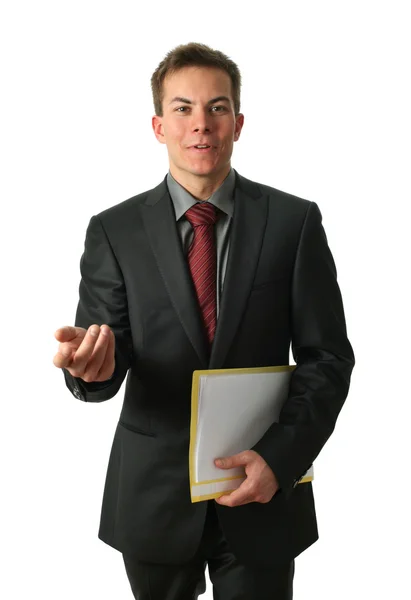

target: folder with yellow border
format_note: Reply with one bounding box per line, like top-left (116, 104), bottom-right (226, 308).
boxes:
top-left (189, 365), bottom-right (314, 502)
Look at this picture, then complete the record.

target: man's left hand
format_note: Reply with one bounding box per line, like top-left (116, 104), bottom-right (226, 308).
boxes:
top-left (214, 450), bottom-right (279, 507)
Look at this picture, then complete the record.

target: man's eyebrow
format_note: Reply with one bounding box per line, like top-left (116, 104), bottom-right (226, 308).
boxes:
top-left (207, 96), bottom-right (231, 105)
top-left (168, 96), bottom-right (231, 105)
top-left (169, 96), bottom-right (192, 105)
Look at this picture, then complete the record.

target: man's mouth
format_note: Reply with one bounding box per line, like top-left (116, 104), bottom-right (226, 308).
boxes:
top-left (189, 144), bottom-right (214, 152)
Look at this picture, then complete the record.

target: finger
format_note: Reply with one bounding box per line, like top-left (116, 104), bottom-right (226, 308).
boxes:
top-left (54, 326), bottom-right (85, 342)
top-left (67, 324), bottom-right (103, 377)
top-left (81, 326), bottom-right (114, 382)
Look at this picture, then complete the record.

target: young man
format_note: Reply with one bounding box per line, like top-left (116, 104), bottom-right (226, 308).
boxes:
top-left (54, 43), bottom-right (355, 599)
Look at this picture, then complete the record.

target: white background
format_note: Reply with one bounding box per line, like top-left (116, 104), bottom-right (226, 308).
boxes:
top-left (1, 1), bottom-right (410, 598)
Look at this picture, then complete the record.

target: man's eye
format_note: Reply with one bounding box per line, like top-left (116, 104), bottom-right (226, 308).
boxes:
top-left (176, 106), bottom-right (189, 112)
top-left (211, 106), bottom-right (226, 112)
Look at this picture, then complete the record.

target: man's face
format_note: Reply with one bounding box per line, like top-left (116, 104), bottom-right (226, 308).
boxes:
top-left (152, 66), bottom-right (244, 181)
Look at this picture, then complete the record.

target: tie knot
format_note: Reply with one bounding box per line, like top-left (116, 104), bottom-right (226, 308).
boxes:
top-left (185, 202), bottom-right (218, 227)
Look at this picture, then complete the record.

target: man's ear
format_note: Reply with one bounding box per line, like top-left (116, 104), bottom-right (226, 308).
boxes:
top-left (152, 115), bottom-right (166, 144)
top-left (234, 113), bottom-right (244, 142)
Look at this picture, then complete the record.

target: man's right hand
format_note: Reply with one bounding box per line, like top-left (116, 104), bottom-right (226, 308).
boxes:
top-left (53, 325), bottom-right (116, 383)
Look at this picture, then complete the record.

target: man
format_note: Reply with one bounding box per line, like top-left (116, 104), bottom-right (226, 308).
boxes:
top-left (53, 43), bottom-right (355, 599)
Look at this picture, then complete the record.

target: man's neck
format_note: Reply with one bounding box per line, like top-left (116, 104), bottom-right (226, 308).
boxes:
top-left (169, 165), bottom-right (231, 200)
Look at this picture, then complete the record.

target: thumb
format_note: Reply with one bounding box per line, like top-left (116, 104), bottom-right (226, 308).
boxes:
top-left (214, 454), bottom-right (246, 469)
top-left (54, 326), bottom-right (85, 342)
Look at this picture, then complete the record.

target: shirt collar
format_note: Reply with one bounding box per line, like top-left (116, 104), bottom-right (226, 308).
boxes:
top-left (166, 168), bottom-right (235, 221)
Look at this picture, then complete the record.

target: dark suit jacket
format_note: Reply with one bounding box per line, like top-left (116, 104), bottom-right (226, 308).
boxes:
top-left (63, 170), bottom-right (355, 568)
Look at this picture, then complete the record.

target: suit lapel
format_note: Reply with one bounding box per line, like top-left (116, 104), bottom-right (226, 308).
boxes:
top-left (140, 178), bottom-right (209, 366)
top-left (209, 172), bottom-right (267, 368)
top-left (140, 172), bottom-right (267, 369)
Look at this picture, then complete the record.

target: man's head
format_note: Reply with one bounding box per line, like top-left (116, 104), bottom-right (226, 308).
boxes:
top-left (151, 43), bottom-right (244, 192)
top-left (151, 43), bottom-right (242, 118)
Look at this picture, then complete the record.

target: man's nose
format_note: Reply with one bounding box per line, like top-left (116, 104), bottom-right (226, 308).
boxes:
top-left (192, 111), bottom-right (212, 133)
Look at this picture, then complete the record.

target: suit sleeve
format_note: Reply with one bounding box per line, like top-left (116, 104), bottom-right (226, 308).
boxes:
top-left (63, 215), bottom-right (133, 402)
top-left (251, 201), bottom-right (355, 494)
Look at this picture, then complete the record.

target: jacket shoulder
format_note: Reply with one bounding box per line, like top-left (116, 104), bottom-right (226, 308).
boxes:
top-left (235, 172), bottom-right (312, 212)
top-left (261, 183), bottom-right (312, 209)
top-left (95, 178), bottom-right (167, 222)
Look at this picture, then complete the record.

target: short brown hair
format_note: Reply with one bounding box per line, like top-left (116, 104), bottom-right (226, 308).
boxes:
top-left (151, 42), bottom-right (241, 117)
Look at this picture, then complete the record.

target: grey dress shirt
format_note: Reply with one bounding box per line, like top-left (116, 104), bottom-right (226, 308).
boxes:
top-left (166, 168), bottom-right (235, 318)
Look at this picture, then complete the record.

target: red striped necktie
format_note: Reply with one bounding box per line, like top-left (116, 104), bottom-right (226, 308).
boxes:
top-left (185, 202), bottom-right (219, 344)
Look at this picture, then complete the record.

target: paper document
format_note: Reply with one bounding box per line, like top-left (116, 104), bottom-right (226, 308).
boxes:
top-left (189, 365), bottom-right (314, 502)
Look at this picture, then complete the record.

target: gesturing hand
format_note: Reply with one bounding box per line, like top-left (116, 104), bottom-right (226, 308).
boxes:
top-left (214, 450), bottom-right (279, 507)
top-left (53, 325), bottom-right (115, 383)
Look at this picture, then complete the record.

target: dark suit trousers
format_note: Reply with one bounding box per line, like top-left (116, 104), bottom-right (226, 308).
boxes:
top-left (123, 500), bottom-right (294, 599)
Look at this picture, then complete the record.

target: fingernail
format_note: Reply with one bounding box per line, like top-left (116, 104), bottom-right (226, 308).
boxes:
top-left (89, 326), bottom-right (99, 336)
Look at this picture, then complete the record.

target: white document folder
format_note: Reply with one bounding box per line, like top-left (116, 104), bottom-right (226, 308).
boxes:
top-left (189, 365), bottom-right (314, 502)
